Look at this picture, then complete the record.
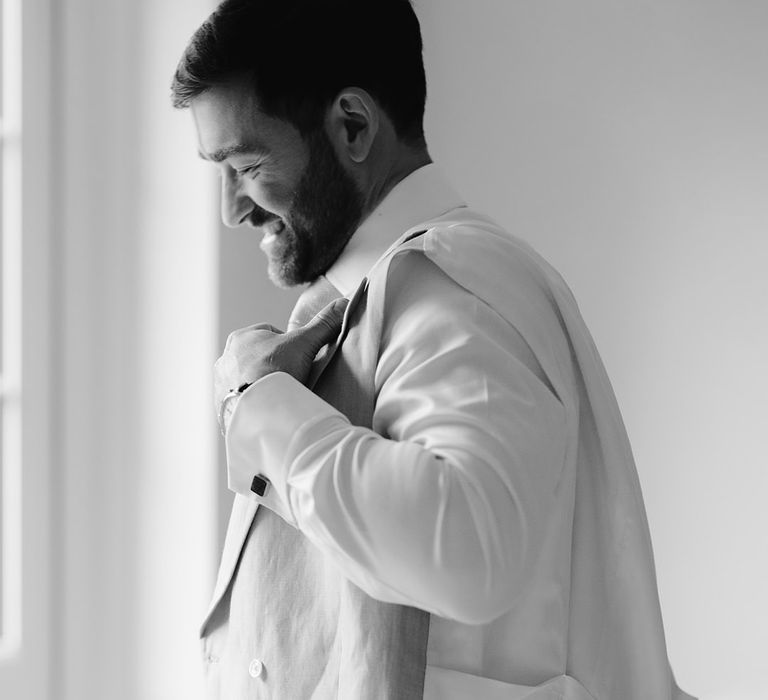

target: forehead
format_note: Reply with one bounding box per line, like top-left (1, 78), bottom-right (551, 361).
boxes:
top-left (191, 80), bottom-right (301, 161)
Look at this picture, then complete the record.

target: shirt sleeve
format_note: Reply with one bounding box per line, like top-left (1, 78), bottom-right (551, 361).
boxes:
top-left (224, 251), bottom-right (568, 624)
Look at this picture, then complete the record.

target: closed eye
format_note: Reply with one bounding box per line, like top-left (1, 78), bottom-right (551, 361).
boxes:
top-left (236, 165), bottom-right (261, 179)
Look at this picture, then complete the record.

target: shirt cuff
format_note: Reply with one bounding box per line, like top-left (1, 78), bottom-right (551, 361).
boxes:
top-left (224, 371), bottom-right (349, 527)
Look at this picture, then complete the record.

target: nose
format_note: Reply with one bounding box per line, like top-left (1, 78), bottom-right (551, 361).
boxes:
top-left (220, 169), bottom-right (253, 228)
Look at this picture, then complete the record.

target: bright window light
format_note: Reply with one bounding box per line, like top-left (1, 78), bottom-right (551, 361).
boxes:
top-left (0, 0), bottom-right (22, 658)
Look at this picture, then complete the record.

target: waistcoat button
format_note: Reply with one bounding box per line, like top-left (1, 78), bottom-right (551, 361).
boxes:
top-left (248, 658), bottom-right (264, 678)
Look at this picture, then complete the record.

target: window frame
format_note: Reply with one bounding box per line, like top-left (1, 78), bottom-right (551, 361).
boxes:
top-left (0, 0), bottom-right (53, 696)
top-left (0, 0), bottom-right (24, 663)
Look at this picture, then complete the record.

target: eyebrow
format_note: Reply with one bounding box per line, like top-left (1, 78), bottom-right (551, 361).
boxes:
top-left (198, 142), bottom-right (265, 163)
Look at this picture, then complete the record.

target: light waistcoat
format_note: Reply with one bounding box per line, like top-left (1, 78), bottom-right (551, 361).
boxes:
top-left (201, 230), bottom-right (433, 699)
top-left (201, 213), bottom-right (696, 700)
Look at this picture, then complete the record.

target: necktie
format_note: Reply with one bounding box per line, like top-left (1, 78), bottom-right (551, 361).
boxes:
top-left (287, 274), bottom-right (343, 331)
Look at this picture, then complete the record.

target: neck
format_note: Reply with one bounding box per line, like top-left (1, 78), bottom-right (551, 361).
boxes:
top-left (362, 146), bottom-right (432, 219)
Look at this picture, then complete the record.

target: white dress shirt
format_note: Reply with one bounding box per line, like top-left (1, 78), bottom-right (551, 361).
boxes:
top-left (223, 164), bottom-right (693, 699)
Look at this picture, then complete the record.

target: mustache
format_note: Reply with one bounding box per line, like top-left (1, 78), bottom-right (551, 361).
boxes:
top-left (248, 204), bottom-right (281, 228)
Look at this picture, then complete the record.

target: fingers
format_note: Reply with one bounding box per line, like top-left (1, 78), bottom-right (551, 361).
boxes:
top-left (252, 323), bottom-right (282, 334)
top-left (225, 323), bottom-right (283, 351)
top-left (297, 297), bottom-right (349, 352)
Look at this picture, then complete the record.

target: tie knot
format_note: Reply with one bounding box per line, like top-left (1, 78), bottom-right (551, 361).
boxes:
top-left (287, 275), bottom-right (343, 331)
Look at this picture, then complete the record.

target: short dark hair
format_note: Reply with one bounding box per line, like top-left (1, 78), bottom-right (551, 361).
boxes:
top-left (171, 0), bottom-right (427, 145)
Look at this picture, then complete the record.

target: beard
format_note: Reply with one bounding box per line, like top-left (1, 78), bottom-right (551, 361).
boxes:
top-left (265, 128), bottom-right (364, 288)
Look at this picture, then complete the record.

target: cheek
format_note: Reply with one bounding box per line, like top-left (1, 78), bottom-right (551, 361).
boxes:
top-left (246, 177), bottom-right (296, 214)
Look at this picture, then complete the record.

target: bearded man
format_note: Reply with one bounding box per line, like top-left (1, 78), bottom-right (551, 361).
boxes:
top-left (172, 1), bottom-right (695, 698)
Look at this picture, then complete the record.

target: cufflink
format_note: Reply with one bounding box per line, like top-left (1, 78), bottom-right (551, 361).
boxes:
top-left (251, 474), bottom-right (270, 497)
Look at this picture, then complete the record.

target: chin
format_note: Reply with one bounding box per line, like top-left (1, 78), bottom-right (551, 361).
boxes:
top-left (266, 257), bottom-right (304, 289)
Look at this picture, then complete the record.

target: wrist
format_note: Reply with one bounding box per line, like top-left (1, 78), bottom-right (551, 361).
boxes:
top-left (217, 382), bottom-right (252, 436)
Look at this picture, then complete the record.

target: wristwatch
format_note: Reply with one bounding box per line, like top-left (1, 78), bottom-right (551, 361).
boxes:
top-left (217, 382), bottom-right (252, 437)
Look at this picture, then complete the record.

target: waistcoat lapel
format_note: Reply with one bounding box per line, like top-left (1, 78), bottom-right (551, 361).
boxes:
top-left (200, 493), bottom-right (259, 634)
top-left (199, 277), bottom-right (366, 638)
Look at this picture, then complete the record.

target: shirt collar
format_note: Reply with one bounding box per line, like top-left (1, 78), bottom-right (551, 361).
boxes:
top-left (324, 163), bottom-right (467, 296)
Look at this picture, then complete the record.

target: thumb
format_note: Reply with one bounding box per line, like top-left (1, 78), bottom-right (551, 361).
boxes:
top-left (297, 297), bottom-right (349, 351)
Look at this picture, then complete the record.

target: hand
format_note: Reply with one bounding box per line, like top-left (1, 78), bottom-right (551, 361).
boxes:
top-left (214, 297), bottom-right (349, 410)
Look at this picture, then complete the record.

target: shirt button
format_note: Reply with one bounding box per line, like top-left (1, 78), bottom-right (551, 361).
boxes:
top-left (248, 659), bottom-right (264, 678)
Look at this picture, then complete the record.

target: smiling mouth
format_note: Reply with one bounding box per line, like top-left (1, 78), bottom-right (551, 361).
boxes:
top-left (260, 219), bottom-right (286, 252)
top-left (262, 219), bottom-right (285, 239)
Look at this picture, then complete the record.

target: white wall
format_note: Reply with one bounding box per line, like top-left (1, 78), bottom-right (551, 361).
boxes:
top-left (417, 1), bottom-right (768, 697)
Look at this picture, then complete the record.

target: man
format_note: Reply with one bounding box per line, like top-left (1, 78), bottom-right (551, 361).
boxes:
top-left (172, 1), bottom-right (695, 698)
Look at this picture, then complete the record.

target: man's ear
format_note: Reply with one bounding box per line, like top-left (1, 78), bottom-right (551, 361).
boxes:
top-left (326, 88), bottom-right (380, 164)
